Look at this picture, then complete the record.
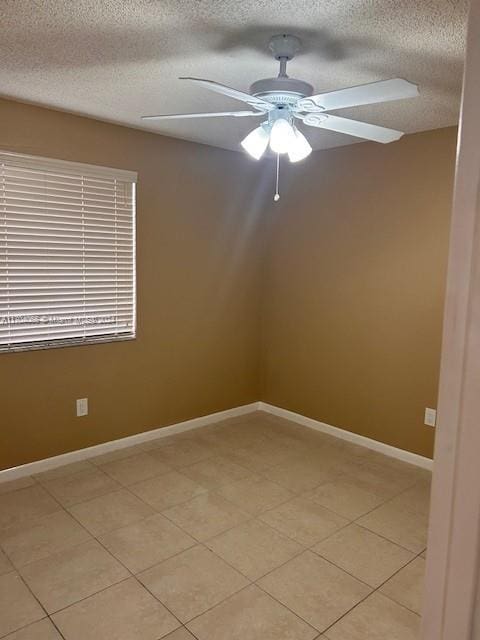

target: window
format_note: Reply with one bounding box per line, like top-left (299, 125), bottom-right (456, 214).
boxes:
top-left (0, 151), bottom-right (136, 352)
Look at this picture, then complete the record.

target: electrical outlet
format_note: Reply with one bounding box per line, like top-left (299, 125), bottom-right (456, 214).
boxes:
top-left (424, 407), bottom-right (437, 427)
top-left (76, 398), bottom-right (88, 417)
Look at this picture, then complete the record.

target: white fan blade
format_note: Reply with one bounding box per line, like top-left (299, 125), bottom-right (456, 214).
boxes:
top-left (304, 114), bottom-right (403, 143)
top-left (179, 77), bottom-right (273, 111)
top-left (297, 78), bottom-right (418, 112)
top-left (142, 111), bottom-right (263, 120)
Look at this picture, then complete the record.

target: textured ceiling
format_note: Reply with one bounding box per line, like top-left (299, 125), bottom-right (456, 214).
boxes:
top-left (0, 0), bottom-right (467, 152)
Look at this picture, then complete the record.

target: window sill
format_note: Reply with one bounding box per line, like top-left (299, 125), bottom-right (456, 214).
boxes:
top-left (0, 334), bottom-right (136, 354)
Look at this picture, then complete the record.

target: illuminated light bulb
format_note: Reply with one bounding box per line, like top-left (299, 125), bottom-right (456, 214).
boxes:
top-left (269, 118), bottom-right (296, 154)
top-left (241, 125), bottom-right (270, 160)
top-left (288, 129), bottom-right (312, 162)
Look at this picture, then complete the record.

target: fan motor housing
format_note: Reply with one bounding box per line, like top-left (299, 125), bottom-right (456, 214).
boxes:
top-left (249, 77), bottom-right (314, 105)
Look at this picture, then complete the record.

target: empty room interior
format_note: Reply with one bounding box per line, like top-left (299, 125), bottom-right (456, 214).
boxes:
top-left (0, 2), bottom-right (470, 639)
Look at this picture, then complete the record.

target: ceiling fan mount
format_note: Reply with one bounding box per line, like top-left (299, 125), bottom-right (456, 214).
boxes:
top-left (268, 34), bottom-right (302, 61)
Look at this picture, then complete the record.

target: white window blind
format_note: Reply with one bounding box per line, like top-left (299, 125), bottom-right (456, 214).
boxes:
top-left (0, 151), bottom-right (137, 352)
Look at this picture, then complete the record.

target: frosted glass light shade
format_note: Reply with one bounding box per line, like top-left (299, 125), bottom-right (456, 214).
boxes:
top-left (269, 119), bottom-right (296, 154)
top-left (288, 129), bottom-right (313, 162)
top-left (241, 126), bottom-right (270, 159)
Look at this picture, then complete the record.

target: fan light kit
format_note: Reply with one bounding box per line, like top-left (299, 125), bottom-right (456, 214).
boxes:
top-left (143, 34), bottom-right (419, 201)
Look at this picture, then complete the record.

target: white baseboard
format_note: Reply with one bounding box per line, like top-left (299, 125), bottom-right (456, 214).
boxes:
top-left (0, 402), bottom-right (262, 482)
top-left (0, 399), bottom-right (432, 483)
top-left (259, 402), bottom-right (433, 471)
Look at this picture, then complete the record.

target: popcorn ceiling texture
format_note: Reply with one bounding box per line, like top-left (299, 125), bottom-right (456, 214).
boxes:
top-left (0, 0), bottom-right (467, 151)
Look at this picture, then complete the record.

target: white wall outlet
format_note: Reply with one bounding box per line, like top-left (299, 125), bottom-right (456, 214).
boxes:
top-left (76, 398), bottom-right (88, 417)
top-left (424, 407), bottom-right (437, 427)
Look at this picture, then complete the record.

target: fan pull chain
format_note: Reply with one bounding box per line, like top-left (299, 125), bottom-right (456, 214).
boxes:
top-left (274, 153), bottom-right (280, 202)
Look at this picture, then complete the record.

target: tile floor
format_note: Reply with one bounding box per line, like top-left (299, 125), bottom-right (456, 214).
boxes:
top-left (0, 412), bottom-right (430, 639)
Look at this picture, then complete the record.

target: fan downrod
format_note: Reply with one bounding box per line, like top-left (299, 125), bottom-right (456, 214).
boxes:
top-left (250, 35), bottom-right (313, 102)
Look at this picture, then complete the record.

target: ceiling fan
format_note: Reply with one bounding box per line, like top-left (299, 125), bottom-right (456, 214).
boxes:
top-left (143, 34), bottom-right (419, 156)
top-left (142, 34), bottom-right (418, 198)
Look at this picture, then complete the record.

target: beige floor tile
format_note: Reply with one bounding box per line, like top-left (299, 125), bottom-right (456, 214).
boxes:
top-left (99, 513), bottom-right (195, 573)
top-left (304, 477), bottom-right (386, 520)
top-left (187, 584), bottom-right (317, 640)
top-left (138, 544), bottom-right (249, 622)
top-left (149, 439), bottom-right (213, 468)
top-left (258, 551), bottom-right (371, 632)
top-left (231, 442), bottom-right (297, 471)
top-left (0, 572), bottom-right (45, 636)
top-left (130, 470), bottom-right (207, 511)
top-left (260, 497), bottom-right (348, 546)
top-left (0, 548), bottom-right (13, 575)
top-left (33, 461), bottom-right (94, 482)
top-left (313, 524), bottom-right (414, 587)
top-left (324, 592), bottom-right (420, 640)
top-left (4, 617), bottom-right (63, 639)
top-left (387, 482), bottom-right (431, 516)
top-left (162, 630), bottom-right (196, 640)
top-left (216, 475), bottom-right (293, 515)
top-left (364, 452), bottom-right (431, 484)
top-left (180, 456), bottom-right (250, 489)
top-left (43, 469), bottom-right (120, 507)
top-left (52, 577), bottom-right (180, 640)
top-left (206, 519), bottom-right (302, 580)
top-left (268, 433), bottom-right (314, 456)
top-left (0, 418), bottom-right (427, 640)
top-left (99, 452), bottom-right (172, 486)
top-left (0, 486), bottom-right (60, 531)
top-left (0, 476), bottom-right (36, 496)
top-left (263, 458), bottom-right (340, 493)
top-left (0, 510), bottom-right (91, 568)
top-left (380, 557), bottom-right (425, 614)
top-left (214, 430), bottom-right (271, 453)
top-left (300, 447), bottom-right (357, 474)
top-left (68, 489), bottom-right (154, 536)
top-left (189, 431), bottom-right (239, 454)
top-left (163, 493), bottom-right (249, 541)
top-left (357, 502), bottom-right (429, 553)
top-left (218, 448), bottom-right (269, 474)
top-left (20, 539), bottom-right (129, 613)
top-left (343, 461), bottom-right (417, 499)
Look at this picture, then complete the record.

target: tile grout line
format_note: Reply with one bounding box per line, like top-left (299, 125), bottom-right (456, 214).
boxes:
top-left (81, 450), bottom-right (344, 634)
top-left (1, 471), bottom-right (424, 611)
top-left (161, 431), bottom-right (429, 633)
top-left (0, 414), bottom-right (429, 638)
top-left (318, 539), bottom-right (427, 636)
top-left (46, 493), bottom-right (188, 630)
top-left (0, 483), bottom-right (80, 638)
top-left (182, 581), bottom-right (316, 636)
top-left (45, 468), bottom-right (270, 633)
top-left (1, 479), bottom-right (179, 635)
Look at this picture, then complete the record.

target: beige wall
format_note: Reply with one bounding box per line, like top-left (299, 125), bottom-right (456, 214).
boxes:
top-left (0, 98), bottom-right (268, 470)
top-left (261, 128), bottom-right (457, 458)
top-left (0, 97), bottom-right (456, 469)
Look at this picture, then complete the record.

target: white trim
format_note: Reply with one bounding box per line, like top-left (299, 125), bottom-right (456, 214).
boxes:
top-left (0, 149), bottom-right (137, 182)
top-left (259, 402), bottom-right (433, 470)
top-left (0, 402), bottom-right (261, 482)
top-left (0, 399), bottom-right (432, 483)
